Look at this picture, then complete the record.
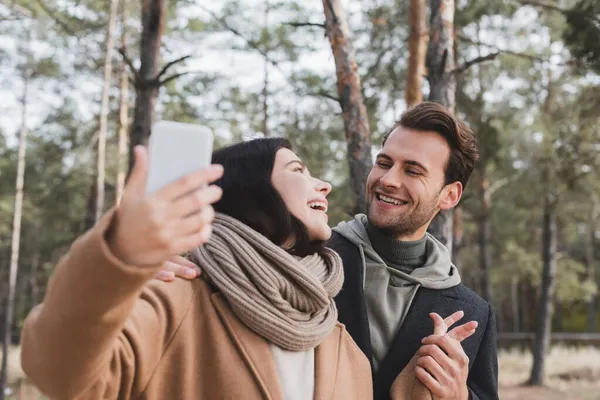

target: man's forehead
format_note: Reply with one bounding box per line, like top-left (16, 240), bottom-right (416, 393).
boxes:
top-left (382, 127), bottom-right (450, 167)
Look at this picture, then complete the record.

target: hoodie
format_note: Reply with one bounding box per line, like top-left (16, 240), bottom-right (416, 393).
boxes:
top-left (333, 214), bottom-right (461, 371)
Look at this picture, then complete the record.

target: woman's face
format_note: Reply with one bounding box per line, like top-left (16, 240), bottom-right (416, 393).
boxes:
top-left (271, 148), bottom-right (332, 242)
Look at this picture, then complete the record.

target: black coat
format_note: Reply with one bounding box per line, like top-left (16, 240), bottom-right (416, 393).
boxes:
top-left (328, 232), bottom-right (499, 400)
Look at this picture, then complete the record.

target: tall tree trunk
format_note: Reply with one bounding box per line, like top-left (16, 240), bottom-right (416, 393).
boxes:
top-left (116, 5), bottom-right (129, 204)
top-left (406, 0), bottom-right (427, 107)
top-left (478, 172), bottom-right (492, 302)
top-left (322, 0), bottom-right (372, 215)
top-left (129, 0), bottom-right (167, 172)
top-left (511, 277), bottom-right (520, 332)
top-left (426, 0), bottom-right (456, 251)
top-left (96, 0), bottom-right (120, 221)
top-left (586, 201), bottom-right (598, 332)
top-left (262, 0), bottom-right (269, 137)
top-left (0, 48), bottom-right (31, 400)
top-left (452, 206), bottom-right (463, 268)
top-left (529, 189), bottom-right (557, 386)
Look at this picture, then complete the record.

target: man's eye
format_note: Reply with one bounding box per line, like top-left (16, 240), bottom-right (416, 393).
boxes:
top-left (294, 167), bottom-right (304, 173)
top-left (376, 161), bottom-right (391, 168)
top-left (406, 169), bottom-right (420, 176)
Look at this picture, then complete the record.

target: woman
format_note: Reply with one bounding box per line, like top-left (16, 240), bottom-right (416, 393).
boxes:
top-left (21, 138), bottom-right (372, 400)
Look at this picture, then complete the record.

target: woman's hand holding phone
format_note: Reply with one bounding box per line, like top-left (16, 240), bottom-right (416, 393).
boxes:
top-left (106, 145), bottom-right (223, 267)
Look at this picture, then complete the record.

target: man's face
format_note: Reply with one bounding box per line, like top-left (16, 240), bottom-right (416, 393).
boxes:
top-left (366, 127), bottom-right (462, 240)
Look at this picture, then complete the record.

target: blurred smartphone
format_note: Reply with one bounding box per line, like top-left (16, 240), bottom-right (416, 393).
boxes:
top-left (146, 121), bottom-right (214, 195)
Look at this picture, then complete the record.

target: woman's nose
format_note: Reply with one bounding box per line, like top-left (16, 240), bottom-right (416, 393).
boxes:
top-left (316, 179), bottom-right (332, 196)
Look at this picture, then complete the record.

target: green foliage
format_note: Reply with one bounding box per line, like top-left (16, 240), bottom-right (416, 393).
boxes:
top-left (563, 0), bottom-right (600, 74)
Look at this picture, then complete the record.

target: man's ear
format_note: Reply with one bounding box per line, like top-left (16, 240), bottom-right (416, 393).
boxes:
top-left (439, 182), bottom-right (462, 211)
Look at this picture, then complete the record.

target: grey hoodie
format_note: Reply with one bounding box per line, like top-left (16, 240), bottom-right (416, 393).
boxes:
top-left (333, 214), bottom-right (461, 371)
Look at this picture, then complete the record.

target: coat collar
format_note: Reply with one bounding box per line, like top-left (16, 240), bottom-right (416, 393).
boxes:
top-left (211, 292), bottom-right (342, 399)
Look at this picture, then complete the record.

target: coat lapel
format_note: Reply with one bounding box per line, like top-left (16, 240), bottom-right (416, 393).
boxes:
top-left (313, 325), bottom-right (342, 399)
top-left (211, 293), bottom-right (282, 400)
top-left (328, 232), bottom-right (373, 362)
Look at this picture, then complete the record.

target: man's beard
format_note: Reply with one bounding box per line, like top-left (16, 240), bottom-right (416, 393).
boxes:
top-left (367, 193), bottom-right (439, 239)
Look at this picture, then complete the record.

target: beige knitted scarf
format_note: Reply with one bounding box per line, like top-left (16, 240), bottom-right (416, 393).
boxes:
top-left (190, 213), bottom-right (344, 352)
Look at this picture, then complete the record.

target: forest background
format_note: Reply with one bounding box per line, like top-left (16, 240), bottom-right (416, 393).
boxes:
top-left (0, 0), bottom-right (599, 398)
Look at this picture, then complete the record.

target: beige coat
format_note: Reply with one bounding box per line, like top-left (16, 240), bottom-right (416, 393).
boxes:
top-left (20, 211), bottom-right (373, 400)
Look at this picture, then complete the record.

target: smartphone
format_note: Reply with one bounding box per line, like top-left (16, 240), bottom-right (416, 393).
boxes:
top-left (146, 121), bottom-right (214, 195)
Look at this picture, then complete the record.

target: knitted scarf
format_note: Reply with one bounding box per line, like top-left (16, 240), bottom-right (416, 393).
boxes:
top-left (190, 213), bottom-right (344, 352)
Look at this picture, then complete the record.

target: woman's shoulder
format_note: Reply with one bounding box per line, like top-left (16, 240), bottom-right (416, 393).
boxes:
top-left (139, 275), bottom-right (216, 317)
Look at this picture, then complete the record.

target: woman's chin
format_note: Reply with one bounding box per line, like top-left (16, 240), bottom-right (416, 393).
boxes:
top-left (308, 225), bottom-right (332, 242)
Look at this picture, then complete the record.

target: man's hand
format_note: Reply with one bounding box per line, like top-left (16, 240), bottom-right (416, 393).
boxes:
top-left (415, 312), bottom-right (476, 400)
top-left (107, 145), bottom-right (224, 267)
top-left (154, 253), bottom-right (204, 282)
top-left (155, 255), bottom-right (202, 281)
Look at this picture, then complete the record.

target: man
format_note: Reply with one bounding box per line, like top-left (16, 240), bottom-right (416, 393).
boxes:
top-left (329, 102), bottom-right (497, 400)
top-left (162, 102), bottom-right (498, 399)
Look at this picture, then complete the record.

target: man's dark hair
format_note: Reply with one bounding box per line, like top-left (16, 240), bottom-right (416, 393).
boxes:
top-left (383, 101), bottom-right (479, 188)
top-left (211, 138), bottom-right (323, 256)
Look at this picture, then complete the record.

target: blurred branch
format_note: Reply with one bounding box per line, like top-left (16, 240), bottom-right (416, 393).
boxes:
top-left (453, 52), bottom-right (500, 74)
top-left (31, 0), bottom-right (77, 36)
top-left (285, 22), bottom-right (325, 29)
top-left (118, 46), bottom-right (140, 82)
top-left (519, 0), bottom-right (600, 24)
top-left (199, 4), bottom-right (335, 105)
top-left (457, 33), bottom-right (550, 63)
top-left (198, 4), bottom-right (270, 60)
top-left (306, 90), bottom-right (340, 104)
top-left (157, 55), bottom-right (191, 80)
top-left (518, 0), bottom-right (568, 13)
top-left (159, 72), bottom-right (189, 86)
top-left (363, 45), bottom-right (393, 82)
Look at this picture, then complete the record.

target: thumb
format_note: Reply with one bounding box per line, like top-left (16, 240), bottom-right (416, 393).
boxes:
top-left (123, 146), bottom-right (149, 201)
top-left (430, 312), bottom-right (447, 336)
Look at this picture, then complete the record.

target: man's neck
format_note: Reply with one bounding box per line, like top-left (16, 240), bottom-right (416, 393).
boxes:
top-left (366, 222), bottom-right (427, 272)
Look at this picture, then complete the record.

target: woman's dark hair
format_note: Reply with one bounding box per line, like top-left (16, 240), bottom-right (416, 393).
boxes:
top-left (211, 138), bottom-right (324, 257)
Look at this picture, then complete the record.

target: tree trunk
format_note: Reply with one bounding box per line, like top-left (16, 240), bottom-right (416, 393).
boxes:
top-left (0, 49), bottom-right (31, 400)
top-left (452, 206), bottom-right (463, 269)
top-left (529, 191), bottom-right (557, 386)
top-left (322, 0), bottom-right (373, 215)
top-left (262, 0), bottom-right (269, 137)
top-left (129, 0), bottom-right (167, 172)
top-left (116, 7), bottom-right (129, 204)
top-left (478, 173), bottom-right (492, 302)
top-left (425, 0), bottom-right (456, 251)
top-left (586, 203), bottom-right (598, 332)
top-left (96, 0), bottom-right (120, 221)
top-left (406, 0), bottom-right (427, 107)
top-left (511, 276), bottom-right (520, 332)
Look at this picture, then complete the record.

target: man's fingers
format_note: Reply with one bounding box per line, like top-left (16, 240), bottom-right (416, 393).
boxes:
top-left (443, 310), bottom-right (465, 330)
top-left (154, 164), bottom-right (224, 202)
top-left (415, 366), bottom-right (444, 397)
top-left (422, 335), bottom-right (470, 367)
top-left (166, 260), bottom-right (198, 279)
top-left (430, 312), bottom-right (447, 336)
top-left (417, 344), bottom-right (454, 372)
top-left (416, 355), bottom-right (450, 386)
top-left (155, 270), bottom-right (175, 282)
top-left (170, 255), bottom-right (201, 273)
top-left (448, 321), bottom-right (478, 342)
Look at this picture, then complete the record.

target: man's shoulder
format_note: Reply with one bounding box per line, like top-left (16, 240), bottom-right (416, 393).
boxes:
top-left (327, 230), bottom-right (358, 255)
top-left (438, 283), bottom-right (492, 318)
